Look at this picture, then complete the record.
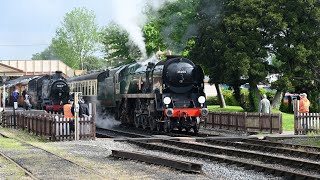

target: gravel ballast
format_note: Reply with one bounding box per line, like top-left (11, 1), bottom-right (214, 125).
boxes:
top-left (0, 128), bottom-right (283, 179)
top-left (49, 138), bottom-right (281, 180)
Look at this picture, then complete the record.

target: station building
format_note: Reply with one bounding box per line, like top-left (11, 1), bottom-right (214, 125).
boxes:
top-left (0, 60), bottom-right (74, 107)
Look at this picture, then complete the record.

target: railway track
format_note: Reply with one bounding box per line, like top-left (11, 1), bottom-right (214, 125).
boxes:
top-left (96, 127), bottom-right (150, 138)
top-left (242, 138), bottom-right (320, 152)
top-left (0, 151), bottom-right (38, 180)
top-left (126, 138), bottom-right (320, 179)
top-left (205, 139), bottom-right (320, 160)
top-left (97, 125), bottom-right (219, 139)
top-left (0, 132), bottom-right (108, 179)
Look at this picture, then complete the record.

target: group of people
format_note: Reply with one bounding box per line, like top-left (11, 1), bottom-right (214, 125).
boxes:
top-left (63, 95), bottom-right (89, 119)
top-left (11, 90), bottom-right (90, 116)
top-left (63, 95), bottom-right (89, 133)
top-left (259, 93), bottom-right (310, 113)
top-left (11, 89), bottom-right (32, 110)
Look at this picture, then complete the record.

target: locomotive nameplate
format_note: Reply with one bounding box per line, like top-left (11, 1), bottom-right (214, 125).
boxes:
top-left (56, 84), bottom-right (65, 88)
top-left (121, 94), bottom-right (155, 99)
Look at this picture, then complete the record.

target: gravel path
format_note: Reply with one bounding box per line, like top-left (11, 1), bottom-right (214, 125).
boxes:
top-left (48, 138), bottom-right (280, 180)
top-left (0, 137), bottom-right (106, 180)
top-left (0, 128), bottom-right (282, 180)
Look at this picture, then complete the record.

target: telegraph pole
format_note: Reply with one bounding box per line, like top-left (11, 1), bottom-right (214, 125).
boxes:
top-left (1, 75), bottom-right (7, 111)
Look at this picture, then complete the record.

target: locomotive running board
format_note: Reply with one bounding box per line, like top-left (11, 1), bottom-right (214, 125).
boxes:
top-left (111, 150), bottom-right (202, 173)
top-left (120, 94), bottom-right (155, 98)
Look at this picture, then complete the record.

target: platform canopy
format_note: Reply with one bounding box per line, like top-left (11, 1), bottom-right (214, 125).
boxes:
top-left (0, 63), bottom-right (24, 77)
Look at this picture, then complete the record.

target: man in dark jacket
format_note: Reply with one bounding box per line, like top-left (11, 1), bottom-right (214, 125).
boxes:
top-left (71, 98), bottom-right (89, 118)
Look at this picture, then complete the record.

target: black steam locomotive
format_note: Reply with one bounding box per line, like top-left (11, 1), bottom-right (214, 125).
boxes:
top-left (68, 55), bottom-right (208, 133)
top-left (28, 71), bottom-right (70, 112)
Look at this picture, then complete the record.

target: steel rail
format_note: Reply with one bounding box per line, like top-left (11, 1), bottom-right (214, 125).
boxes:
top-left (161, 139), bottom-right (320, 173)
top-left (205, 139), bottom-right (320, 160)
top-left (127, 140), bottom-right (320, 179)
top-left (0, 151), bottom-right (39, 180)
top-left (242, 139), bottom-right (320, 152)
top-left (96, 128), bottom-right (150, 138)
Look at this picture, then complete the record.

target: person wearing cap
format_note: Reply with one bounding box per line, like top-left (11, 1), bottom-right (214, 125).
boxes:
top-left (299, 93), bottom-right (310, 113)
top-left (259, 94), bottom-right (271, 113)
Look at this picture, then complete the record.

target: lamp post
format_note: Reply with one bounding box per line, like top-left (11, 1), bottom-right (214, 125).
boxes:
top-left (1, 75), bottom-right (7, 111)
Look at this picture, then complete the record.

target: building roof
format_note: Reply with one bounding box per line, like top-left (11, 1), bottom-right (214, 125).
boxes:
top-left (5, 75), bottom-right (39, 88)
top-left (0, 60), bottom-right (75, 77)
top-left (0, 63), bottom-right (24, 76)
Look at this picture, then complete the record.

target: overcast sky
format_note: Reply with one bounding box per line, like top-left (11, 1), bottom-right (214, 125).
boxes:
top-left (0, 0), bottom-right (120, 60)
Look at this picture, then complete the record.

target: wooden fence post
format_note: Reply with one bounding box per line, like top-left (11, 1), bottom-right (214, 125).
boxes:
top-left (244, 112), bottom-right (247, 132)
top-left (211, 112), bottom-right (215, 128)
top-left (294, 99), bottom-right (298, 135)
top-left (92, 103), bottom-right (96, 140)
top-left (235, 112), bottom-right (238, 131)
top-left (219, 113), bottom-right (222, 129)
top-left (269, 113), bottom-right (272, 134)
top-left (227, 113), bottom-right (230, 130)
top-left (259, 113), bottom-right (262, 132)
top-left (279, 112), bottom-right (283, 134)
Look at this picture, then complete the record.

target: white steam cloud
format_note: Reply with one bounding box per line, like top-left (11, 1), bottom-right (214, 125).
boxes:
top-left (90, 96), bottom-right (120, 129)
top-left (112, 0), bottom-right (170, 59)
top-left (113, 0), bottom-right (147, 58)
top-left (96, 114), bottom-right (120, 129)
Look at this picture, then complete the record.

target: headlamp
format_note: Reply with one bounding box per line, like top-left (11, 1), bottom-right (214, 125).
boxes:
top-left (198, 96), bottom-right (205, 104)
top-left (163, 97), bottom-right (171, 105)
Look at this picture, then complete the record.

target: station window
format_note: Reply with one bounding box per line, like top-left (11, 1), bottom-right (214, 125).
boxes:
top-left (92, 81), bottom-right (95, 95)
top-left (83, 83), bottom-right (85, 95)
top-left (88, 84), bottom-right (91, 96)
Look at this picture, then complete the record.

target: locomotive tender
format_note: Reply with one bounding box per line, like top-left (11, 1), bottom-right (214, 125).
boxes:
top-left (68, 55), bottom-right (208, 133)
top-left (28, 71), bottom-right (70, 112)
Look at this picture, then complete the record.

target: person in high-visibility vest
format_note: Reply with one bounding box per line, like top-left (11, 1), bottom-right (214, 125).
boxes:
top-left (63, 100), bottom-right (74, 119)
top-left (299, 93), bottom-right (310, 113)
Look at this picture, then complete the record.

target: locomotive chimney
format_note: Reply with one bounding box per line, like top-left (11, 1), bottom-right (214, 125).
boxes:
top-left (166, 55), bottom-right (181, 60)
top-left (55, 71), bottom-right (63, 78)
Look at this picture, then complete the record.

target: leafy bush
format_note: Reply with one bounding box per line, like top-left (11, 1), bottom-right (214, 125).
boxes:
top-left (207, 88), bottom-right (276, 107)
top-left (259, 88), bottom-right (276, 102)
top-left (206, 96), bottom-right (219, 105)
top-left (223, 90), bottom-right (239, 106)
top-left (206, 90), bottom-right (239, 106)
top-left (279, 102), bottom-right (294, 113)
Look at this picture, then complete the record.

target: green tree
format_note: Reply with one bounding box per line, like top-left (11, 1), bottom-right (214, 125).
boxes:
top-left (31, 45), bottom-right (59, 60)
top-left (101, 22), bottom-right (140, 67)
top-left (149, 0), bottom-right (199, 54)
top-left (53, 7), bottom-right (100, 70)
top-left (143, 21), bottom-right (166, 56)
top-left (264, 0), bottom-right (320, 111)
top-left (191, 0), bottom-right (269, 111)
top-left (83, 56), bottom-right (107, 71)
